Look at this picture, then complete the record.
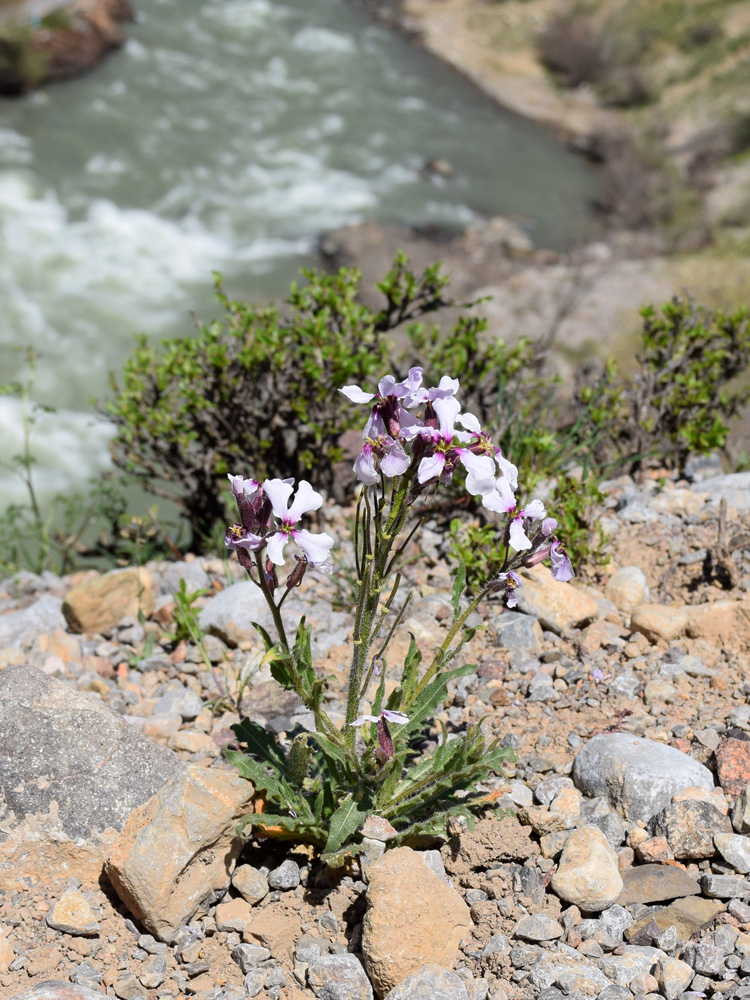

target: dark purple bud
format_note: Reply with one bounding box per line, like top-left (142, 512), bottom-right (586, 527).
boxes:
top-left (286, 555), bottom-right (308, 589)
top-left (525, 544), bottom-right (551, 568)
top-left (376, 716), bottom-right (394, 760)
top-left (236, 546), bottom-right (254, 575)
top-left (265, 557), bottom-right (278, 594)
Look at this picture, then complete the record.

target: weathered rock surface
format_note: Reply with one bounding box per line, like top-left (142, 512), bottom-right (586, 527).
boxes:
top-left (197, 581), bottom-right (273, 647)
top-left (381, 965), bottom-right (469, 1000)
top-left (46, 888), bottom-right (100, 936)
top-left (625, 896), bottom-right (725, 941)
top-left (62, 567), bottom-right (155, 634)
top-left (362, 847), bottom-right (472, 997)
top-left (1, 984), bottom-right (108, 1000)
top-left (551, 825), bottom-right (623, 912)
top-left (616, 863), bottom-right (700, 906)
top-left (0, 664), bottom-right (180, 839)
top-left (573, 733), bottom-right (714, 823)
top-left (630, 604), bottom-right (688, 642)
top-left (514, 564), bottom-right (598, 633)
top-left (307, 954), bottom-right (374, 1000)
top-left (0, 593), bottom-right (66, 647)
top-left (106, 763), bottom-right (254, 941)
top-left (605, 566), bottom-right (649, 614)
top-left (715, 736), bottom-right (750, 796)
top-left (652, 799), bottom-right (732, 858)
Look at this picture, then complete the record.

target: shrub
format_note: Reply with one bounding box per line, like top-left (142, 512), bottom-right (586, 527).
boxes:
top-left (106, 257), bottom-right (452, 549)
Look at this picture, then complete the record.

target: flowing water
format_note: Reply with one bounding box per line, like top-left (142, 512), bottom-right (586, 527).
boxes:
top-left (0, 0), bottom-right (601, 508)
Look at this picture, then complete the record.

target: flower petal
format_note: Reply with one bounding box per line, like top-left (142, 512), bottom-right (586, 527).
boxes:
top-left (349, 714), bottom-right (379, 727)
top-left (292, 528), bottom-right (335, 566)
top-left (266, 531), bottom-right (288, 566)
top-left (521, 498), bottom-right (546, 521)
top-left (287, 480), bottom-right (323, 522)
top-left (340, 384), bottom-right (375, 404)
top-left (263, 479), bottom-right (294, 521)
top-left (354, 445), bottom-right (380, 485)
top-left (432, 395), bottom-right (461, 438)
top-left (542, 517), bottom-right (558, 537)
top-left (381, 709), bottom-right (409, 724)
top-left (380, 440), bottom-right (410, 478)
top-left (418, 452), bottom-right (446, 484)
top-left (456, 411), bottom-right (481, 434)
top-left (509, 517), bottom-right (532, 551)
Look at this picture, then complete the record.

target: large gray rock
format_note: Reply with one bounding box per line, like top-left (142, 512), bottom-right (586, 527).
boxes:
top-left (160, 560), bottom-right (211, 596)
top-left (573, 734), bottom-right (714, 823)
top-left (308, 954), bottom-right (373, 1000)
top-left (198, 581), bottom-right (269, 647)
top-left (0, 665), bottom-right (181, 839)
top-left (1, 982), bottom-right (109, 1000)
top-left (0, 594), bottom-right (66, 647)
top-left (382, 966), bottom-right (468, 1000)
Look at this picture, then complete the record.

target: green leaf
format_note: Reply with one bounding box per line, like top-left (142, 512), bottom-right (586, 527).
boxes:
top-left (451, 557), bottom-right (466, 619)
top-left (323, 792), bottom-right (372, 856)
top-left (231, 718), bottom-right (288, 772)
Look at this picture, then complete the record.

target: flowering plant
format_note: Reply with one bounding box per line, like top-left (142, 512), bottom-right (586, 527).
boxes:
top-left (225, 369), bottom-right (573, 863)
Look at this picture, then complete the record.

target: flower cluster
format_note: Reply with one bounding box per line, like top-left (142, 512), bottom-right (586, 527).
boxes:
top-left (340, 368), bottom-right (574, 603)
top-left (225, 475), bottom-right (334, 584)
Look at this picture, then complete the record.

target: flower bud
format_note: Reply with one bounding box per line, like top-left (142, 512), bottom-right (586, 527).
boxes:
top-left (265, 557), bottom-right (278, 594)
top-left (286, 555), bottom-right (308, 589)
top-left (287, 734), bottom-right (311, 788)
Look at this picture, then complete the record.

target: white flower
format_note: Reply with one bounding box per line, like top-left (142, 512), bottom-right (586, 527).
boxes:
top-left (263, 479), bottom-right (335, 567)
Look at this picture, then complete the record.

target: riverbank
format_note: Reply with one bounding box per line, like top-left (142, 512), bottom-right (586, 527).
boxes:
top-left (370, 0), bottom-right (750, 250)
top-left (0, 0), bottom-right (133, 94)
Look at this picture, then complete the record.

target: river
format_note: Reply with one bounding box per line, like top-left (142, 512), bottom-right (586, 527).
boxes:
top-left (0, 0), bottom-right (601, 509)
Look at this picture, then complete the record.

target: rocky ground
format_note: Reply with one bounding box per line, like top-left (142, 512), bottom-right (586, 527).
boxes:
top-left (3, 464), bottom-right (750, 999)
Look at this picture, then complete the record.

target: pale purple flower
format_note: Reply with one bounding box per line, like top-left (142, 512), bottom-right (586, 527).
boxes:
top-left (354, 435), bottom-right (410, 485)
top-left (263, 479), bottom-right (335, 567)
top-left (490, 570), bottom-right (522, 608)
top-left (550, 539), bottom-right (574, 581)
top-left (406, 397), bottom-right (495, 495)
top-left (408, 374), bottom-right (460, 406)
top-left (483, 489), bottom-right (546, 551)
top-left (227, 473), bottom-right (261, 498)
top-left (224, 524), bottom-right (264, 552)
top-left (349, 708), bottom-right (409, 727)
top-left (481, 475), bottom-right (516, 514)
top-left (592, 668), bottom-right (604, 684)
top-left (340, 368), bottom-right (423, 438)
top-left (456, 412), bottom-right (518, 489)
top-left (541, 517), bottom-right (558, 536)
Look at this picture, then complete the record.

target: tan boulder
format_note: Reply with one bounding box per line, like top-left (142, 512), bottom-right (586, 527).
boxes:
top-left (362, 847), bottom-right (472, 997)
top-left (515, 564), bottom-right (599, 634)
top-left (630, 604), bottom-right (688, 643)
top-left (551, 825), bottom-right (623, 912)
top-left (46, 887), bottom-right (100, 936)
top-left (63, 567), bottom-right (155, 634)
top-left (686, 598), bottom-right (750, 642)
top-left (106, 763), bottom-right (254, 941)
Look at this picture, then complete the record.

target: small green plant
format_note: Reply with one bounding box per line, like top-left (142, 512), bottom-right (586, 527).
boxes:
top-left (224, 369), bottom-right (575, 861)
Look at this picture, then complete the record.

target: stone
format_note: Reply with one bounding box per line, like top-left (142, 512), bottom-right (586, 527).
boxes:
top-left (307, 954), bottom-right (373, 1000)
top-left (152, 684), bottom-right (204, 721)
top-left (161, 560), bottom-right (211, 596)
top-left (0, 930), bottom-right (13, 972)
top-left (651, 800), bottom-right (731, 859)
top-left (197, 581), bottom-right (270, 647)
top-left (0, 665), bottom-right (180, 839)
top-left (683, 939), bottom-right (727, 976)
top-left (616, 864), bottom-right (700, 906)
top-left (630, 604), bottom-right (688, 643)
top-left (491, 612), bottom-right (543, 653)
top-left (716, 738), bottom-right (750, 796)
top-left (700, 873), bottom-right (749, 898)
top-left (625, 896), bottom-right (724, 942)
top-left (572, 733), bottom-right (714, 824)
top-left (232, 864), bottom-right (269, 904)
top-left (655, 955), bottom-right (694, 1000)
top-left (106, 762), bottom-right (254, 941)
top-left (514, 564), bottom-right (598, 634)
top-left (636, 836), bottom-right (673, 863)
top-left (605, 567), bottom-right (649, 614)
top-left (0, 594), bottom-right (66, 647)
top-left (361, 815), bottom-right (398, 842)
top-left (382, 965), bottom-right (469, 1000)
top-left (362, 847), bottom-right (472, 997)
top-left (215, 896), bottom-right (253, 932)
top-left (140, 956), bottom-right (167, 989)
top-left (644, 679), bottom-right (676, 704)
top-left (597, 946), bottom-right (661, 987)
top-left (551, 825), bottom-right (623, 912)
top-left (63, 568), bottom-right (155, 634)
top-left (733, 785), bottom-right (750, 833)
top-left (686, 598), bottom-right (750, 642)
top-left (268, 859), bottom-right (300, 890)
top-left (715, 832), bottom-right (750, 873)
top-left (514, 914), bottom-right (564, 941)
top-left (529, 950), bottom-right (609, 995)
top-left (5, 986), bottom-right (110, 1000)
top-left (46, 888), bottom-right (100, 936)
top-left (232, 942), bottom-right (271, 973)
